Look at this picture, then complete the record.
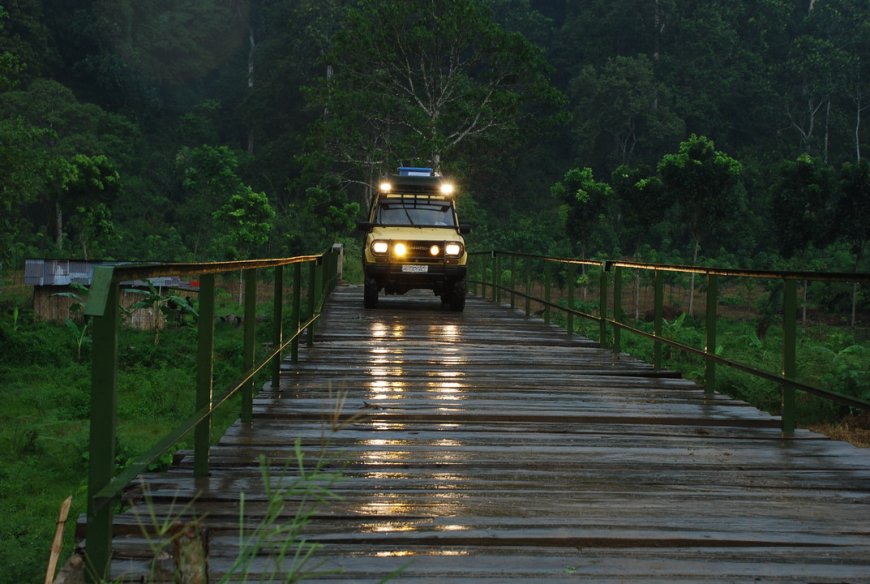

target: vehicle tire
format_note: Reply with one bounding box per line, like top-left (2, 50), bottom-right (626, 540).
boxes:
top-left (364, 277), bottom-right (378, 308)
top-left (449, 278), bottom-right (466, 312)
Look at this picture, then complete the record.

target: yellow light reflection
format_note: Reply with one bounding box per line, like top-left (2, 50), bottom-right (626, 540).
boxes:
top-left (372, 422), bottom-right (406, 431)
top-left (375, 550), bottom-right (417, 558)
top-left (431, 323), bottom-right (461, 341)
top-left (368, 378), bottom-right (407, 399)
top-left (433, 439), bottom-right (461, 447)
top-left (427, 380), bottom-right (464, 401)
top-left (371, 322), bottom-right (387, 338)
top-left (372, 549), bottom-right (469, 558)
top-left (358, 494), bottom-right (413, 516)
top-left (363, 522), bottom-right (417, 533)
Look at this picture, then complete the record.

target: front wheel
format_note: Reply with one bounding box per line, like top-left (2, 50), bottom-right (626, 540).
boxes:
top-left (363, 277), bottom-right (378, 308)
top-left (449, 278), bottom-right (466, 312)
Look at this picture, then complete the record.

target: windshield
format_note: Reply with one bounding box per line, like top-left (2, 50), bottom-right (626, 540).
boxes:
top-left (377, 201), bottom-right (456, 227)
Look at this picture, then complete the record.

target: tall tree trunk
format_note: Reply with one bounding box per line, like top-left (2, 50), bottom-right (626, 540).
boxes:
top-left (852, 247), bottom-right (864, 327)
top-left (688, 239), bottom-right (700, 317)
top-left (823, 98), bottom-right (831, 164)
top-left (856, 91), bottom-right (864, 163)
top-left (55, 202), bottom-right (63, 252)
top-left (802, 280), bottom-right (808, 327)
top-left (634, 272), bottom-right (641, 320)
top-left (247, 25), bottom-right (255, 154)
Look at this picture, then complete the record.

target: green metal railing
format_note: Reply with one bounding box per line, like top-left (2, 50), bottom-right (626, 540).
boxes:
top-left (81, 247), bottom-right (341, 582)
top-left (471, 250), bottom-right (870, 434)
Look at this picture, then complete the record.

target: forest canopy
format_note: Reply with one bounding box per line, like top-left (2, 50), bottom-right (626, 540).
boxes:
top-left (0, 0), bottom-right (868, 274)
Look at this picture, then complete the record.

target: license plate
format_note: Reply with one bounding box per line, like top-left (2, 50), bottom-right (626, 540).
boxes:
top-left (401, 264), bottom-right (428, 273)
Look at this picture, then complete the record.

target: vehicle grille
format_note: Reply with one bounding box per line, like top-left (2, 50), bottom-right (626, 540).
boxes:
top-left (402, 241), bottom-right (442, 262)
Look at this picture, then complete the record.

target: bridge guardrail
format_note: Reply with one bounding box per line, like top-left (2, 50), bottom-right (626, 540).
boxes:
top-left (469, 250), bottom-right (869, 434)
top-left (80, 246), bottom-right (341, 582)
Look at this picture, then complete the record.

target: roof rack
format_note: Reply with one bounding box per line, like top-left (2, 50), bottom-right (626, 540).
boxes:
top-left (398, 166), bottom-right (435, 176)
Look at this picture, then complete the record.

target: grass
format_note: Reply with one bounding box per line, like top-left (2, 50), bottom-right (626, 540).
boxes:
top-left (0, 274), bottom-right (272, 584)
top-left (545, 295), bottom-right (870, 437)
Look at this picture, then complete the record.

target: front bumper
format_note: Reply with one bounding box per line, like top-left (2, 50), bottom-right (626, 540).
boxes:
top-left (365, 263), bottom-right (467, 284)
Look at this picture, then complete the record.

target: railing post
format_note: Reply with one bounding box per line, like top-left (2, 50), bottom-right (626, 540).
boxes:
top-left (705, 274), bottom-right (718, 395)
top-left (194, 274), bottom-right (215, 478)
top-left (495, 253), bottom-right (502, 304)
top-left (544, 263), bottom-right (552, 325)
top-left (242, 269), bottom-right (256, 424)
top-left (509, 255), bottom-right (516, 309)
top-left (567, 263), bottom-right (575, 337)
top-left (653, 270), bottom-right (664, 369)
top-left (782, 278), bottom-right (797, 436)
top-left (291, 262), bottom-right (302, 363)
top-left (524, 259), bottom-right (532, 318)
top-left (307, 260), bottom-right (317, 347)
top-left (475, 255), bottom-right (482, 297)
top-left (478, 255), bottom-right (485, 298)
top-left (320, 254), bottom-right (329, 304)
top-left (272, 266), bottom-right (284, 389)
top-left (85, 274), bottom-right (118, 583)
top-left (613, 266), bottom-right (623, 353)
top-left (490, 251), bottom-right (498, 303)
top-left (599, 262), bottom-right (609, 347)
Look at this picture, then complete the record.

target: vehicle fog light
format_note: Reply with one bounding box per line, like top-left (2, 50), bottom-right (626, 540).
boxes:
top-left (430, 245), bottom-right (441, 256)
top-left (393, 243), bottom-right (408, 257)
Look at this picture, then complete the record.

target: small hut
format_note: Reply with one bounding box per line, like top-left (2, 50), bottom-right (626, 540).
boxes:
top-left (24, 259), bottom-right (198, 330)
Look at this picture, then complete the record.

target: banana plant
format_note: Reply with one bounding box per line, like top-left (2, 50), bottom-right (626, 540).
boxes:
top-left (51, 282), bottom-right (91, 361)
top-left (127, 281), bottom-right (198, 345)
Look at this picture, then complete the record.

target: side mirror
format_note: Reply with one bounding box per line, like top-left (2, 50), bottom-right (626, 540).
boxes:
top-left (459, 223), bottom-right (473, 235)
top-left (356, 221), bottom-right (374, 233)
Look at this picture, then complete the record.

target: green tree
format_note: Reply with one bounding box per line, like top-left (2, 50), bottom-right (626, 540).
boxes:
top-left (657, 135), bottom-right (744, 314)
top-left (837, 160), bottom-right (870, 259)
top-left (175, 145), bottom-right (247, 257)
top-left (551, 167), bottom-right (617, 259)
top-left (610, 164), bottom-right (672, 255)
top-left (68, 203), bottom-right (117, 260)
top-left (769, 153), bottom-right (836, 258)
top-left (569, 55), bottom-right (683, 175)
top-left (51, 154), bottom-right (121, 254)
top-left (836, 160), bottom-right (870, 326)
top-left (313, 0), bottom-right (555, 199)
top-left (212, 188), bottom-right (276, 260)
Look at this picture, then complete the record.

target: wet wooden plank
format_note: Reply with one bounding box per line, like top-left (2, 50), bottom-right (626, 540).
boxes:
top-left (87, 286), bottom-right (870, 582)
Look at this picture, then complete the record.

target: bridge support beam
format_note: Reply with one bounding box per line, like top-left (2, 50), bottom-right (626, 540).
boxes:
top-left (194, 274), bottom-right (215, 479)
top-left (704, 275), bottom-right (718, 394)
top-left (653, 270), bottom-right (664, 369)
top-left (272, 266), bottom-right (283, 388)
top-left (782, 279), bottom-right (797, 436)
top-left (567, 263), bottom-right (575, 337)
top-left (242, 270), bottom-right (257, 424)
top-left (613, 267), bottom-right (624, 352)
top-left (85, 274), bottom-right (118, 583)
top-left (598, 263), bottom-right (609, 347)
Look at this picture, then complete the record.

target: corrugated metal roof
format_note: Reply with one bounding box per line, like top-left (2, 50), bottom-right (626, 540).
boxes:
top-left (23, 259), bottom-right (196, 289)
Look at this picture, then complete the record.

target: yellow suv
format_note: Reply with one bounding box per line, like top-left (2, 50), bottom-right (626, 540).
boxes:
top-left (357, 167), bottom-right (470, 311)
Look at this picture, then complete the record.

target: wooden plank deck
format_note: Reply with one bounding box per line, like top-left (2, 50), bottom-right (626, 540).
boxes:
top-left (99, 286), bottom-right (870, 582)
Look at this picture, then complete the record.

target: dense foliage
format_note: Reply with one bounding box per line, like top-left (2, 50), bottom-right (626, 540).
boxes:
top-left (0, 0), bottom-right (866, 274)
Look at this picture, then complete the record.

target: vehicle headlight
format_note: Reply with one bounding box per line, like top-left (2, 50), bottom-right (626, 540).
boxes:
top-left (393, 242), bottom-right (408, 257)
top-left (445, 243), bottom-right (462, 256)
top-left (371, 241), bottom-right (389, 254)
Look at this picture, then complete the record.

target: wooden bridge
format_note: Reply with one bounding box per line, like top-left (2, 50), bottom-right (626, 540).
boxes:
top-left (90, 285), bottom-right (870, 583)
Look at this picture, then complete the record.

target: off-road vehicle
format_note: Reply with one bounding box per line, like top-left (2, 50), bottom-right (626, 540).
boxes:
top-left (357, 167), bottom-right (470, 311)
